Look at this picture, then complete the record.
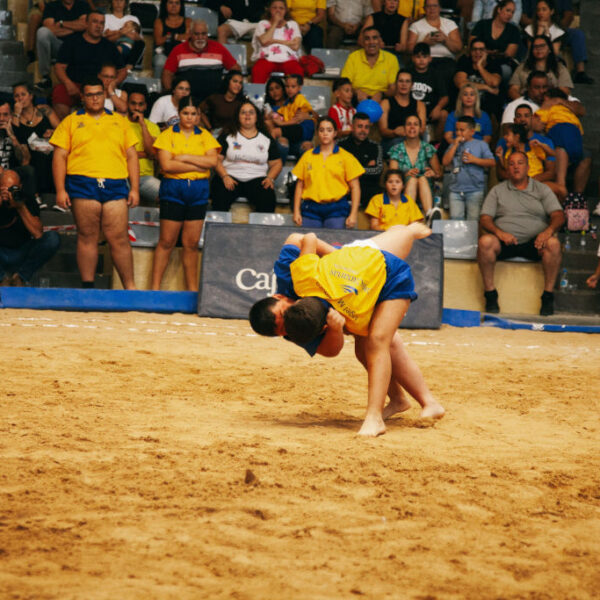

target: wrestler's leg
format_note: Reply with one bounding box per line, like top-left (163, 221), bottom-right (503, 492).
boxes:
top-left (369, 223), bottom-right (431, 260)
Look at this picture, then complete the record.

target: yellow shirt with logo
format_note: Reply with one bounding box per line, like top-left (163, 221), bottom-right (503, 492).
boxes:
top-left (292, 146), bottom-right (365, 202)
top-left (128, 118), bottom-right (161, 178)
top-left (365, 192), bottom-right (423, 229)
top-left (153, 124), bottom-right (221, 180)
top-left (49, 109), bottom-right (138, 179)
top-left (290, 246), bottom-right (387, 336)
top-left (276, 93), bottom-right (314, 122)
top-left (341, 48), bottom-right (399, 97)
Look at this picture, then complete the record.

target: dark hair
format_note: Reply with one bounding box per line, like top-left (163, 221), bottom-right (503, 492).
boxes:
top-left (283, 297), bottom-right (328, 346)
top-left (332, 77), bottom-right (352, 92)
top-left (172, 75), bottom-right (191, 91)
top-left (506, 149), bottom-right (529, 163)
top-left (526, 69), bottom-right (549, 85)
top-left (525, 35), bottom-right (558, 76)
top-left (262, 0), bottom-right (291, 22)
top-left (412, 43), bottom-right (430, 56)
top-left (545, 87), bottom-right (567, 99)
top-left (469, 37), bottom-right (487, 49)
top-left (492, 0), bottom-right (516, 18)
top-left (265, 76), bottom-right (285, 108)
top-left (362, 26), bottom-right (381, 37)
top-left (515, 103), bottom-right (533, 115)
top-left (177, 95), bottom-right (197, 113)
top-left (457, 115), bottom-right (476, 129)
top-left (229, 100), bottom-right (268, 136)
top-left (532, 0), bottom-right (557, 32)
top-left (506, 123), bottom-right (528, 142)
top-left (317, 116), bottom-right (337, 131)
top-left (285, 73), bottom-right (303, 86)
top-left (12, 82), bottom-right (34, 95)
top-left (249, 297), bottom-right (279, 336)
top-left (396, 68), bottom-right (413, 82)
top-left (128, 87), bottom-right (149, 104)
top-left (384, 168), bottom-right (404, 182)
top-left (221, 70), bottom-right (245, 99)
top-left (87, 9), bottom-right (105, 20)
top-left (353, 111), bottom-right (370, 122)
top-left (110, 0), bottom-right (130, 13)
top-left (81, 76), bottom-right (104, 92)
top-left (99, 62), bottom-right (117, 73)
top-left (404, 113), bottom-right (422, 127)
top-left (159, 0), bottom-right (184, 20)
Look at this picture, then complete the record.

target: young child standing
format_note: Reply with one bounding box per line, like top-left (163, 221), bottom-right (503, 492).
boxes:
top-left (442, 116), bottom-right (495, 220)
top-left (328, 77), bottom-right (356, 138)
top-left (264, 73), bottom-right (316, 157)
top-left (365, 169), bottom-right (424, 230)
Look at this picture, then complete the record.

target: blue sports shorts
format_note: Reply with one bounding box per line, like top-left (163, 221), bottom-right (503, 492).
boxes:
top-left (378, 250), bottom-right (418, 303)
top-left (66, 175), bottom-right (129, 202)
top-left (301, 197), bottom-right (350, 220)
top-left (159, 178), bottom-right (209, 207)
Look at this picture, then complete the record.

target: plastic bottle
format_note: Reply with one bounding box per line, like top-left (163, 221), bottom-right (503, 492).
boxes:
top-left (590, 224), bottom-right (597, 241)
top-left (580, 230), bottom-right (587, 249)
top-left (559, 268), bottom-right (569, 290)
top-left (564, 233), bottom-right (571, 252)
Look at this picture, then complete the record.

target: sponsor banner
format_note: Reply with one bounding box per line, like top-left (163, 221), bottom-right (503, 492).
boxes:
top-left (198, 224), bottom-right (443, 329)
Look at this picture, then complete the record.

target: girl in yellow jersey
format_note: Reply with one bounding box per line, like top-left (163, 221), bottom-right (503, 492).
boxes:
top-left (292, 116), bottom-right (365, 229)
top-left (151, 96), bottom-right (220, 291)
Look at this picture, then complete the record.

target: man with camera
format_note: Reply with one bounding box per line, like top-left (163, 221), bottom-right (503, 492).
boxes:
top-left (0, 169), bottom-right (60, 286)
top-left (126, 90), bottom-right (160, 205)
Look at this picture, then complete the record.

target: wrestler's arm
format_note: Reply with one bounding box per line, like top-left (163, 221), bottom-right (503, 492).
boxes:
top-left (284, 232), bottom-right (336, 256)
top-left (315, 309), bottom-right (345, 357)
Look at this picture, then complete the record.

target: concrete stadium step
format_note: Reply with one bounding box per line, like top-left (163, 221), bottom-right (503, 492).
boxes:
top-left (560, 247), bottom-right (598, 271)
top-left (29, 272), bottom-right (113, 289)
top-left (0, 54), bottom-right (26, 70)
top-left (555, 289), bottom-right (600, 314)
top-left (0, 39), bottom-right (22, 53)
top-left (0, 70), bottom-right (32, 85)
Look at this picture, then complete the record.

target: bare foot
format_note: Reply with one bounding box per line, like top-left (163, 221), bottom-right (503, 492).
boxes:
top-left (420, 401), bottom-right (445, 419)
top-left (357, 414), bottom-right (386, 437)
top-left (407, 221), bottom-right (432, 239)
top-left (382, 396), bottom-right (412, 420)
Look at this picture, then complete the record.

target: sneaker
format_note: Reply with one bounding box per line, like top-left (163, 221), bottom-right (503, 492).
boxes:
top-left (593, 203), bottom-right (600, 217)
top-left (573, 71), bottom-right (594, 85)
top-left (52, 204), bottom-right (69, 213)
top-left (484, 289), bottom-right (499, 313)
top-left (35, 195), bottom-right (47, 210)
top-left (540, 291), bottom-right (554, 316)
top-left (426, 207), bottom-right (442, 227)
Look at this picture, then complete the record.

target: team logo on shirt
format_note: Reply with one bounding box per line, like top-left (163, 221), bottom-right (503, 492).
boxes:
top-left (233, 141), bottom-right (242, 149)
top-left (77, 122), bottom-right (85, 128)
top-left (341, 284), bottom-right (359, 295)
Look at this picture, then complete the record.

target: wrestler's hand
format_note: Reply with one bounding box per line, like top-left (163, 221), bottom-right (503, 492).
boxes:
top-left (326, 308), bottom-right (345, 332)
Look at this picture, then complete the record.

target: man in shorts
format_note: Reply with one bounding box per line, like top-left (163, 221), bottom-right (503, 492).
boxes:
top-left (249, 223), bottom-right (445, 437)
top-left (477, 151), bottom-right (565, 316)
top-left (50, 77), bottom-right (140, 289)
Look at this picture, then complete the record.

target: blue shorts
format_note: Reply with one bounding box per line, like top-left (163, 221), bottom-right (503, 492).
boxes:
top-left (301, 197), bottom-right (350, 220)
top-left (548, 123), bottom-right (583, 164)
top-left (66, 175), bottom-right (129, 202)
top-left (159, 178), bottom-right (209, 206)
top-left (378, 250), bottom-right (418, 303)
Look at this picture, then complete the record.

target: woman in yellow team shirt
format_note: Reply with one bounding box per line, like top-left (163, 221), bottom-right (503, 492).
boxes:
top-left (292, 116), bottom-right (364, 229)
top-left (151, 96), bottom-right (220, 291)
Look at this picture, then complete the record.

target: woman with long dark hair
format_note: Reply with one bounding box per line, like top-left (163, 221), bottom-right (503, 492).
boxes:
top-left (152, 0), bottom-right (191, 78)
top-left (200, 71), bottom-right (246, 133)
top-left (212, 101), bottom-right (283, 213)
top-left (524, 0), bottom-right (564, 55)
top-left (508, 35), bottom-right (572, 100)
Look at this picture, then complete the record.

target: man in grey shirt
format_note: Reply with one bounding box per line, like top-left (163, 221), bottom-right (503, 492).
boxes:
top-left (478, 151), bottom-right (564, 316)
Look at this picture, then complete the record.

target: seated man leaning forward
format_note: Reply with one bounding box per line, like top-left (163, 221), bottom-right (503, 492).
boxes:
top-left (249, 223), bottom-right (445, 437)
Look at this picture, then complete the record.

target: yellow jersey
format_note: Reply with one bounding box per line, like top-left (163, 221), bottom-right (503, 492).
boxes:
top-left (49, 109), bottom-right (138, 179)
top-left (153, 124), bottom-right (221, 180)
top-left (535, 105), bottom-right (584, 135)
top-left (365, 193), bottom-right (423, 229)
top-left (290, 246), bottom-right (387, 336)
top-left (128, 118), bottom-right (161, 178)
top-left (292, 145), bottom-right (365, 202)
top-left (341, 48), bottom-right (399, 97)
top-left (276, 93), bottom-right (314, 122)
top-left (287, 0), bottom-right (326, 25)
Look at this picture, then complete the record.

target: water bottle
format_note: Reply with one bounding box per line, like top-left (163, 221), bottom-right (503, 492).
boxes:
top-left (590, 224), bottom-right (597, 241)
top-left (580, 230), bottom-right (587, 249)
top-left (564, 233), bottom-right (571, 252)
top-left (559, 268), bottom-right (569, 290)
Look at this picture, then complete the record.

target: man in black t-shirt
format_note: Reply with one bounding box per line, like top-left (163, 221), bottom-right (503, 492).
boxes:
top-left (51, 11), bottom-right (125, 119)
top-left (0, 169), bottom-right (60, 287)
top-left (36, 0), bottom-right (90, 91)
top-left (408, 43), bottom-right (448, 142)
top-left (453, 37), bottom-right (503, 119)
top-left (338, 112), bottom-right (383, 208)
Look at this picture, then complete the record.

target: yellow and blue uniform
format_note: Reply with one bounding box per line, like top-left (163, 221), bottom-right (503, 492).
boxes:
top-left (535, 104), bottom-right (584, 164)
top-left (153, 124), bottom-right (221, 214)
top-left (49, 108), bottom-right (138, 201)
top-left (293, 145), bottom-right (365, 227)
top-left (289, 245), bottom-right (417, 337)
top-left (365, 193), bottom-right (424, 229)
top-left (275, 93), bottom-right (315, 141)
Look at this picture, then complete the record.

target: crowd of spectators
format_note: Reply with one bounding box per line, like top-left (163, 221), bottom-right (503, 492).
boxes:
top-left (0, 0), bottom-right (598, 313)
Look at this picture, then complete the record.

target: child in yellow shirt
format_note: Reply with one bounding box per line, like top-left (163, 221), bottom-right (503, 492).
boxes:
top-left (365, 169), bottom-right (424, 230)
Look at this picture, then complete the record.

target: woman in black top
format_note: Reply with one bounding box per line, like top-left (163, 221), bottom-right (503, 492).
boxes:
top-left (12, 83), bottom-right (59, 194)
top-left (360, 0), bottom-right (409, 60)
top-left (470, 0), bottom-right (520, 81)
top-left (378, 69), bottom-right (427, 157)
top-left (153, 0), bottom-right (191, 77)
top-left (200, 71), bottom-right (247, 134)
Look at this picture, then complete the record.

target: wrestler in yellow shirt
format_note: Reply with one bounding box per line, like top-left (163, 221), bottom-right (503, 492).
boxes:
top-left (290, 245), bottom-right (387, 335)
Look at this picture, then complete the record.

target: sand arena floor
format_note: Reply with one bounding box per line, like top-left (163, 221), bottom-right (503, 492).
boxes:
top-left (1, 309), bottom-right (599, 599)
